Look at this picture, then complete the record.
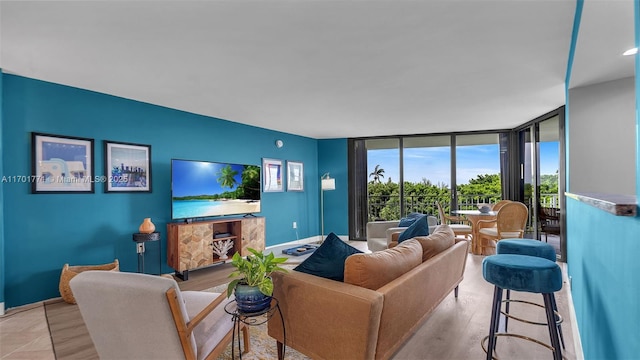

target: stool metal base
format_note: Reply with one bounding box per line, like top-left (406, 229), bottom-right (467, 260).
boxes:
top-left (503, 290), bottom-right (566, 350)
top-left (481, 333), bottom-right (567, 360)
top-left (501, 299), bottom-right (564, 327)
top-left (485, 287), bottom-right (563, 360)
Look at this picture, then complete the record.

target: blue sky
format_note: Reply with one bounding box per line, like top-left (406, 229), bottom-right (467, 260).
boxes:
top-left (367, 142), bottom-right (559, 186)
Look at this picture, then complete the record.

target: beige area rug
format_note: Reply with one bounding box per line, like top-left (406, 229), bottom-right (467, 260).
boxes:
top-left (210, 263), bottom-right (309, 359)
top-left (217, 318), bottom-right (309, 360)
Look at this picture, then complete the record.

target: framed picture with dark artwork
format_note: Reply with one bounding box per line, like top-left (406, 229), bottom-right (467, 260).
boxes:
top-left (262, 158), bottom-right (283, 192)
top-left (287, 161), bottom-right (304, 191)
top-left (104, 141), bottom-right (151, 192)
top-left (31, 132), bottom-right (95, 193)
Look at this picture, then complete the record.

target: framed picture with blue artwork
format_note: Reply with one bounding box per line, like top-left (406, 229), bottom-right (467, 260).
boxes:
top-left (104, 141), bottom-right (151, 192)
top-left (31, 132), bottom-right (95, 193)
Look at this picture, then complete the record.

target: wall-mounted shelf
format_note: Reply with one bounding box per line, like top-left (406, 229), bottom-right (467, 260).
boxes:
top-left (565, 192), bottom-right (637, 216)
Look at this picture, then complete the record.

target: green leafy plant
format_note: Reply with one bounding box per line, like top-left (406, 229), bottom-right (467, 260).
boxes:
top-left (226, 248), bottom-right (288, 298)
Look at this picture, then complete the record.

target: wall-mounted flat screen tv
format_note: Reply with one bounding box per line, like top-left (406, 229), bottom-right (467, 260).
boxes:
top-left (171, 159), bottom-right (261, 220)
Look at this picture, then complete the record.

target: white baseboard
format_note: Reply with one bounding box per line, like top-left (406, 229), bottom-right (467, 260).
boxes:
top-left (0, 302), bottom-right (4, 316)
top-left (561, 262), bottom-right (584, 360)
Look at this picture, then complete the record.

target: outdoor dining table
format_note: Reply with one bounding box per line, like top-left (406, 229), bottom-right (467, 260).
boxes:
top-left (452, 210), bottom-right (497, 255)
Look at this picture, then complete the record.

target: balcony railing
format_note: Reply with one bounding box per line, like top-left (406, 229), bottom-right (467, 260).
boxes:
top-left (368, 193), bottom-right (559, 223)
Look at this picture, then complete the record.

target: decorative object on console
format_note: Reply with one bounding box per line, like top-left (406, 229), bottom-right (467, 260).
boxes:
top-left (31, 132), bottom-right (95, 194)
top-left (104, 140), bottom-right (151, 193)
top-left (320, 172), bottom-right (336, 240)
top-left (138, 218), bottom-right (156, 234)
top-left (226, 248), bottom-right (288, 313)
top-left (212, 239), bottom-right (234, 260)
top-left (286, 161), bottom-right (304, 192)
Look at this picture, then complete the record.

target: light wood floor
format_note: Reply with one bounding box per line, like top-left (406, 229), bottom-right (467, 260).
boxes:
top-left (1, 240), bottom-right (579, 360)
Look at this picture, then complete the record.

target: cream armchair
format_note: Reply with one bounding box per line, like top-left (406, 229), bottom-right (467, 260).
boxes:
top-left (70, 270), bottom-right (249, 360)
top-left (366, 220), bottom-right (401, 252)
top-left (366, 216), bottom-right (438, 252)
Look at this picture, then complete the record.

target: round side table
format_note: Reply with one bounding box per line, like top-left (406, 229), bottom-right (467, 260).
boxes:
top-left (224, 298), bottom-right (286, 359)
top-left (132, 232), bottom-right (161, 274)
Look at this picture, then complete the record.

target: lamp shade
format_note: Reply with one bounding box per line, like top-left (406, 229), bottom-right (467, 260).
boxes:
top-left (321, 178), bottom-right (336, 191)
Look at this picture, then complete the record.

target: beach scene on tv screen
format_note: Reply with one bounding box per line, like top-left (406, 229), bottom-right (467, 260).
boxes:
top-left (172, 160), bottom-right (261, 219)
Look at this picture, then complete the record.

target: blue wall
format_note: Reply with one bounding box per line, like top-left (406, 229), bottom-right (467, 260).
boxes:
top-left (566, 200), bottom-right (640, 359)
top-left (563, 0), bottom-right (640, 358)
top-left (0, 70), bottom-right (5, 311)
top-left (318, 139), bottom-right (349, 236)
top-left (1, 74), bottom-right (340, 308)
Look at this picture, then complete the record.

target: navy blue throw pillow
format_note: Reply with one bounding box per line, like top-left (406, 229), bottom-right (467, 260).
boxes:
top-left (398, 212), bottom-right (426, 227)
top-left (294, 232), bottom-right (362, 281)
top-left (397, 215), bottom-right (430, 243)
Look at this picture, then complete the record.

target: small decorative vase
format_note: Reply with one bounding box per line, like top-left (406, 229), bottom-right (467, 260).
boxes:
top-left (234, 283), bottom-right (272, 314)
top-left (139, 218), bottom-right (156, 234)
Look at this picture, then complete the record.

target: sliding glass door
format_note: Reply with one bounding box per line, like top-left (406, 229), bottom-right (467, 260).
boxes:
top-left (517, 113), bottom-right (564, 260)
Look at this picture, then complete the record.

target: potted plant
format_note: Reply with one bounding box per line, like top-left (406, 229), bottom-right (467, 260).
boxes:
top-left (226, 248), bottom-right (288, 313)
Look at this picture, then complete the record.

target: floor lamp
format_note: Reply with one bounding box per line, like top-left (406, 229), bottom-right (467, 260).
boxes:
top-left (320, 173), bottom-right (336, 241)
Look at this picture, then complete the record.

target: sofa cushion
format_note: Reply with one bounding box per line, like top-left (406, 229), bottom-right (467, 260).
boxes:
top-left (294, 232), bottom-right (362, 281)
top-left (344, 239), bottom-right (423, 290)
top-left (397, 215), bottom-right (430, 243)
top-left (414, 224), bottom-right (456, 261)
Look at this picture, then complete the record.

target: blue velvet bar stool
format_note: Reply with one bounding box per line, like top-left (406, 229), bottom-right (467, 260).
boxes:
top-left (496, 239), bottom-right (565, 349)
top-left (482, 254), bottom-right (563, 360)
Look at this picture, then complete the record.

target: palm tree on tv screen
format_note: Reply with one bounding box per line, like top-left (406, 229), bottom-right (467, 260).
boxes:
top-left (241, 165), bottom-right (260, 200)
top-left (217, 165), bottom-right (239, 190)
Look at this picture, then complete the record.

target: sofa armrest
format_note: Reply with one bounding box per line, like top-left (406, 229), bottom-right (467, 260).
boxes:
top-left (385, 227), bottom-right (407, 244)
top-left (387, 222), bottom-right (439, 246)
top-left (268, 271), bottom-right (384, 360)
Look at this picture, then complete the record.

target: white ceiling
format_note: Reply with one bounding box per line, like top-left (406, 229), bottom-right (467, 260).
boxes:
top-left (0, 1), bottom-right (635, 139)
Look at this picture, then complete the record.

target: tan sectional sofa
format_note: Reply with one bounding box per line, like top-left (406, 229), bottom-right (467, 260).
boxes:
top-left (268, 225), bottom-right (469, 360)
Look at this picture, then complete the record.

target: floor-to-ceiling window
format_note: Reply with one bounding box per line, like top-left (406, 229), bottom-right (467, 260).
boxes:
top-left (349, 107), bottom-right (565, 247)
top-left (402, 136), bottom-right (451, 216)
top-left (455, 134), bottom-right (502, 210)
top-left (349, 132), bottom-right (505, 240)
top-left (364, 138), bottom-right (400, 222)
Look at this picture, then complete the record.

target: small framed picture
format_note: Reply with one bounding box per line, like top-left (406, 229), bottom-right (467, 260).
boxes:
top-left (104, 141), bottom-right (151, 192)
top-left (287, 161), bottom-right (304, 192)
top-left (31, 132), bottom-right (95, 193)
top-left (262, 158), bottom-right (283, 192)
